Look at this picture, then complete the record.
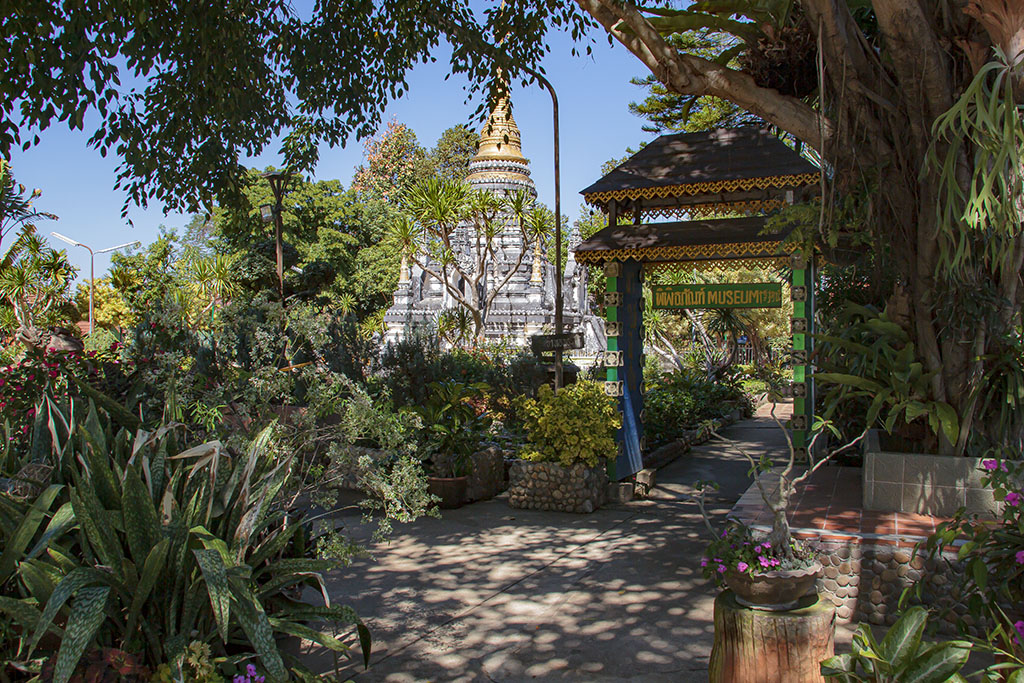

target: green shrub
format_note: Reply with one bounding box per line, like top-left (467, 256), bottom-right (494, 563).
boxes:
top-left (413, 380), bottom-right (492, 477)
top-left (644, 369), bottom-right (752, 447)
top-left (515, 381), bottom-right (620, 468)
top-left (374, 335), bottom-right (546, 427)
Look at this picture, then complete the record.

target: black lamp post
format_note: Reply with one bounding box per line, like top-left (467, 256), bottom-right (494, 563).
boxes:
top-left (260, 171), bottom-right (291, 305)
top-left (521, 69), bottom-right (564, 389)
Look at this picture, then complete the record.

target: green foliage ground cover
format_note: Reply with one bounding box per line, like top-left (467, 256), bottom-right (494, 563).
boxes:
top-left (643, 367), bottom-right (754, 449)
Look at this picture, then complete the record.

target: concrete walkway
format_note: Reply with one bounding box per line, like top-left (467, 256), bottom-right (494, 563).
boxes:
top-left (306, 407), bottom-right (795, 682)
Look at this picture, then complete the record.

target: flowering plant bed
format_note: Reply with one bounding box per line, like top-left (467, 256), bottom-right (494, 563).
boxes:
top-left (921, 456), bottom-right (1024, 658)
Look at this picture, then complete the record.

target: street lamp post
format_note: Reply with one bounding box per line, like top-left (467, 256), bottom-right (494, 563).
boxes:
top-left (521, 70), bottom-right (564, 389)
top-left (260, 172), bottom-right (291, 306)
top-left (50, 233), bottom-right (140, 334)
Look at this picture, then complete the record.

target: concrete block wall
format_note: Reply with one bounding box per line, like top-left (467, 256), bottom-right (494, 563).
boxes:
top-left (862, 432), bottom-right (997, 516)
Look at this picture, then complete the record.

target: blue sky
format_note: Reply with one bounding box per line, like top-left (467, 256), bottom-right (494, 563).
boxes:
top-left (9, 22), bottom-right (657, 281)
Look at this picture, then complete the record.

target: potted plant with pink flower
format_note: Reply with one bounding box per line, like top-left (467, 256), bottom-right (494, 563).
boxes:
top-left (700, 520), bottom-right (821, 611)
top-left (693, 406), bottom-right (868, 611)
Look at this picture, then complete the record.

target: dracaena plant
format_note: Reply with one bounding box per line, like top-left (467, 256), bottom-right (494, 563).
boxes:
top-left (820, 606), bottom-right (974, 682)
top-left (0, 405), bottom-right (370, 682)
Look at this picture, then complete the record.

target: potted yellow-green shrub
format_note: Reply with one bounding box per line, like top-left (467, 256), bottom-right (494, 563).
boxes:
top-left (508, 381), bottom-right (620, 514)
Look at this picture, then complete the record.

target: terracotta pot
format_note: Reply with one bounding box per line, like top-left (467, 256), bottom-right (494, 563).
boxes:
top-left (427, 476), bottom-right (468, 509)
top-left (724, 561), bottom-right (823, 611)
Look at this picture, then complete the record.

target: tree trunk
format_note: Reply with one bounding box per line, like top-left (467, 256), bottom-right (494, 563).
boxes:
top-left (709, 591), bottom-right (835, 683)
top-left (768, 507), bottom-right (792, 556)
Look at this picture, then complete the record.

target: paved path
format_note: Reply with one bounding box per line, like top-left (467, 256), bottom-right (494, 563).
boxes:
top-left (304, 406), bottom-right (803, 682)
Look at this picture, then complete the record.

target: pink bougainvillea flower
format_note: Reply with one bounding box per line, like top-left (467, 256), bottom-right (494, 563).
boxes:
top-left (1005, 492), bottom-right (1021, 506)
top-left (983, 459), bottom-right (999, 471)
top-left (716, 564), bottom-right (726, 573)
top-left (1015, 550), bottom-right (1024, 564)
top-left (759, 555), bottom-right (771, 568)
top-left (737, 561), bottom-right (749, 572)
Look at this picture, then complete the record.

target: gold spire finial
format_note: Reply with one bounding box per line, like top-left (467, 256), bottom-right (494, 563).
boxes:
top-left (472, 97), bottom-right (526, 163)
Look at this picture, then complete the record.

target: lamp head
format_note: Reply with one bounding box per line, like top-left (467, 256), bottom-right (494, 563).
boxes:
top-left (260, 204), bottom-right (275, 224)
top-left (50, 231), bottom-right (83, 248)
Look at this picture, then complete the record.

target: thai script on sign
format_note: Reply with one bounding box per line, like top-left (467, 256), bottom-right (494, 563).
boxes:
top-left (651, 283), bottom-right (783, 309)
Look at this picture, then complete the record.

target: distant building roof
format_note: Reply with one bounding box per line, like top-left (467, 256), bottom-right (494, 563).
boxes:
top-left (580, 128), bottom-right (819, 219)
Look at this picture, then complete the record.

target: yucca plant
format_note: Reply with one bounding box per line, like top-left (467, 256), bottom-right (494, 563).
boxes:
top-left (0, 408), bottom-right (369, 682)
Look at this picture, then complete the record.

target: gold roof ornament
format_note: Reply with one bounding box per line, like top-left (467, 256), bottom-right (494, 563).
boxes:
top-left (472, 97), bottom-right (526, 162)
top-left (466, 94), bottom-right (534, 191)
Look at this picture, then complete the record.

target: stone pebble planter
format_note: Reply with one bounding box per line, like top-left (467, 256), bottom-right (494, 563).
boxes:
top-left (507, 460), bottom-right (608, 513)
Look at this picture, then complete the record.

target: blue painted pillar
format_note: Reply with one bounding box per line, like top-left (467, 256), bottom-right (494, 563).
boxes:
top-left (604, 259), bottom-right (645, 479)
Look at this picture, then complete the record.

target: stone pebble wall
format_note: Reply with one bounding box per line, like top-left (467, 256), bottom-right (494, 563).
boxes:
top-left (507, 461), bottom-right (608, 513)
top-left (814, 541), bottom-right (964, 632)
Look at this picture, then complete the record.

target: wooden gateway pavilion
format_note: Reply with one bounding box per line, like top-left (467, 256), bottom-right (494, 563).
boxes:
top-left (573, 127), bottom-right (821, 479)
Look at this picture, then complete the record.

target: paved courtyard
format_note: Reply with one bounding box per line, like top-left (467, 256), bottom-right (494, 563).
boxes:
top-left (303, 406), bottom-right (841, 682)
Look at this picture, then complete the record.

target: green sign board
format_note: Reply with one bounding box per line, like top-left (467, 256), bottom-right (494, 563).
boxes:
top-left (651, 283), bottom-right (783, 309)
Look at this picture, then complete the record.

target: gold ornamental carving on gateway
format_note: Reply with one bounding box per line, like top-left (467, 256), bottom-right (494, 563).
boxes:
top-left (575, 240), bottom-right (791, 265)
top-left (583, 172), bottom-right (821, 205)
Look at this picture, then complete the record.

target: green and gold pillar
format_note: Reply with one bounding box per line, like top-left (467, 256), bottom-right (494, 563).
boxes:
top-left (789, 250), bottom-right (814, 455)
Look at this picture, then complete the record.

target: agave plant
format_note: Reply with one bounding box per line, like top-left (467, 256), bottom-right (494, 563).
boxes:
top-left (0, 407), bottom-right (369, 682)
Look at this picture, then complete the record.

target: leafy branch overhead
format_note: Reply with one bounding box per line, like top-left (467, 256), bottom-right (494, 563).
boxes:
top-left (1, 0), bottom-right (590, 216)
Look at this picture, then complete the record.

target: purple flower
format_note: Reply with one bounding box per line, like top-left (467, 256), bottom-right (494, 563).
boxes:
top-left (737, 561), bottom-right (749, 572)
top-left (1015, 621), bottom-right (1024, 646)
top-left (721, 529), bottom-right (728, 538)
top-left (1016, 550), bottom-right (1024, 565)
top-left (247, 664), bottom-right (257, 677)
top-left (717, 564), bottom-right (726, 573)
top-left (983, 459), bottom-right (999, 471)
top-left (1006, 492), bottom-right (1021, 507)
top-left (234, 677), bottom-right (245, 683)
top-left (753, 545), bottom-right (762, 553)
top-left (255, 678), bottom-right (265, 683)
top-left (700, 558), bottom-right (708, 567)
top-left (759, 555), bottom-right (771, 568)
top-left (762, 542), bottom-right (771, 549)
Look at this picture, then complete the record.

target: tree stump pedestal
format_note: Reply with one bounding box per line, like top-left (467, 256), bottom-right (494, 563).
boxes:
top-left (709, 590), bottom-right (836, 683)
